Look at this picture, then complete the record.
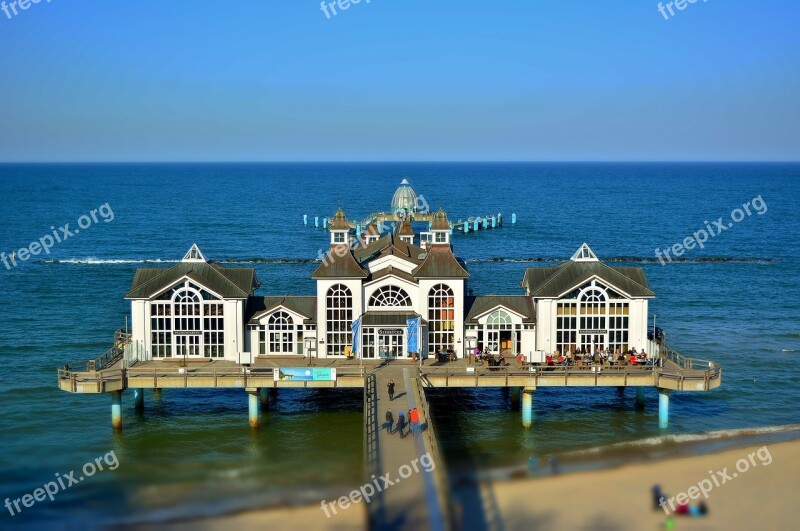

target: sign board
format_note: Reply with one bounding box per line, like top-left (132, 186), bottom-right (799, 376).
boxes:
top-left (378, 328), bottom-right (403, 335)
top-left (273, 367), bottom-right (337, 382)
top-left (579, 330), bottom-right (605, 335)
top-left (174, 331), bottom-right (202, 336)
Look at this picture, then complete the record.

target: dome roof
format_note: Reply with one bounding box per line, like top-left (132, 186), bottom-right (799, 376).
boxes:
top-left (391, 178), bottom-right (418, 215)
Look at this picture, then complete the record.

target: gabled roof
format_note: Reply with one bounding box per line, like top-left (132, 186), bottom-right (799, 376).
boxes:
top-left (354, 233), bottom-right (426, 264)
top-left (365, 266), bottom-right (418, 285)
top-left (398, 219), bottom-right (415, 236)
top-left (125, 262), bottom-right (257, 299)
top-left (412, 247), bottom-right (469, 278)
top-left (311, 247), bottom-right (368, 279)
top-left (246, 296), bottom-right (317, 324)
top-left (521, 260), bottom-right (654, 298)
top-left (464, 295), bottom-right (536, 323)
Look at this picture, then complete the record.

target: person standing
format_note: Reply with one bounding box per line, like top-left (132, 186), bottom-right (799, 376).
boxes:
top-left (397, 410), bottom-right (406, 437)
top-left (385, 409), bottom-right (394, 434)
top-left (410, 407), bottom-right (420, 435)
top-left (387, 379), bottom-right (395, 401)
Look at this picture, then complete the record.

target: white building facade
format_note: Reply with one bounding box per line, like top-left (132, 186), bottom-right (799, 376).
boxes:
top-left (125, 219), bottom-right (655, 363)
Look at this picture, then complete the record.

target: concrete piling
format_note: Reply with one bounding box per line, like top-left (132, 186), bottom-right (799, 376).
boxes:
top-left (658, 388), bottom-right (670, 429)
top-left (522, 387), bottom-right (534, 428)
top-left (111, 391), bottom-right (122, 430)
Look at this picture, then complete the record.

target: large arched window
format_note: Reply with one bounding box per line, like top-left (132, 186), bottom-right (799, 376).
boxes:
top-left (369, 285), bottom-right (411, 308)
top-left (326, 284), bottom-right (353, 356)
top-left (579, 288), bottom-right (607, 331)
top-left (268, 311), bottom-right (294, 353)
top-left (150, 282), bottom-right (224, 358)
top-left (428, 284), bottom-right (454, 354)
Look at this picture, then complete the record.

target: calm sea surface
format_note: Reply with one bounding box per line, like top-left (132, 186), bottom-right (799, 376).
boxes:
top-left (1, 163), bottom-right (799, 526)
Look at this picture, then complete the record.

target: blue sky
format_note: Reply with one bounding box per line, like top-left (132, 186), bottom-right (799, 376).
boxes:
top-left (0, 0), bottom-right (798, 161)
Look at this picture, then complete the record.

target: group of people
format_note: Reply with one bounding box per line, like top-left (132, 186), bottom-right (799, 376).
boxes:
top-left (385, 379), bottom-right (421, 437)
top-left (546, 347), bottom-right (657, 367)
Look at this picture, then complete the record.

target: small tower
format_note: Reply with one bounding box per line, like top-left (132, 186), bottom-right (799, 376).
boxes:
top-left (430, 208), bottom-right (451, 246)
top-left (397, 218), bottom-right (415, 245)
top-left (362, 221), bottom-right (381, 245)
top-left (571, 243), bottom-right (599, 262)
top-left (329, 208), bottom-right (351, 247)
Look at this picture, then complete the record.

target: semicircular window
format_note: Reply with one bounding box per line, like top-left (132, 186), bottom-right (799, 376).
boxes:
top-left (369, 285), bottom-right (412, 307)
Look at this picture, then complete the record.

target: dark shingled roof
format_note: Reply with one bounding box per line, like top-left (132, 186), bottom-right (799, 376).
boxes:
top-left (330, 208), bottom-right (350, 230)
top-left (362, 311), bottom-right (426, 326)
top-left (398, 219), bottom-right (415, 236)
top-left (311, 247), bottom-right (368, 279)
top-left (431, 209), bottom-right (450, 230)
top-left (412, 247), bottom-right (469, 278)
top-left (366, 266), bottom-right (418, 285)
top-left (464, 295), bottom-right (536, 323)
top-left (354, 234), bottom-right (426, 264)
top-left (247, 296), bottom-right (317, 324)
top-left (521, 261), bottom-right (654, 298)
top-left (125, 262), bottom-right (257, 299)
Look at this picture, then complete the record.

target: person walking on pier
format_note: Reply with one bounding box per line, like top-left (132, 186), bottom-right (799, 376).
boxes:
top-left (397, 410), bottom-right (406, 437)
top-left (387, 379), bottom-right (395, 401)
top-left (385, 409), bottom-right (394, 434)
top-left (410, 407), bottom-right (420, 436)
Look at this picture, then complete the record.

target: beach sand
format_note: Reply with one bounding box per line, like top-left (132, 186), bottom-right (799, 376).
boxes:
top-left (155, 440), bottom-right (798, 530)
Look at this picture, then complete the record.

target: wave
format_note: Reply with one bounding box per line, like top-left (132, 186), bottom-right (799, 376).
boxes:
top-left (40, 256), bottom-right (776, 265)
top-left (43, 258), bottom-right (180, 265)
top-left (466, 257), bottom-right (776, 264)
top-left (782, 349), bottom-right (798, 353)
top-left (565, 424), bottom-right (800, 457)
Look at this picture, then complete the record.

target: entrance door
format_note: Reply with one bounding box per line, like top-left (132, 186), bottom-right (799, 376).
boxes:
top-left (580, 334), bottom-right (606, 353)
top-left (487, 331), bottom-right (500, 354)
top-left (175, 334), bottom-right (200, 357)
top-left (379, 333), bottom-right (404, 359)
top-left (499, 331), bottom-right (513, 353)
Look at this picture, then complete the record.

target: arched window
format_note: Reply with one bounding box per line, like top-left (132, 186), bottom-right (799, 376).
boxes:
top-left (486, 310), bottom-right (512, 329)
top-left (428, 284), bottom-right (454, 354)
top-left (150, 282), bottom-right (225, 359)
top-left (369, 285), bottom-right (411, 308)
top-left (268, 311), bottom-right (294, 353)
top-left (580, 288), bottom-right (607, 331)
top-left (326, 284), bottom-right (353, 356)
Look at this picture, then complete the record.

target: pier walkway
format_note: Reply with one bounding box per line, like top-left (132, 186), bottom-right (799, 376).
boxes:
top-left (366, 364), bottom-right (449, 530)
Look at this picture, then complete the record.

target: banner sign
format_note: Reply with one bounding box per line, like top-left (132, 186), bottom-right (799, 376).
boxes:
top-left (273, 367), bottom-right (337, 382)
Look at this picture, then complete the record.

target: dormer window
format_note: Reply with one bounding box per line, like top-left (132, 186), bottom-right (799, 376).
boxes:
top-left (333, 232), bottom-right (346, 244)
top-left (435, 232), bottom-right (447, 244)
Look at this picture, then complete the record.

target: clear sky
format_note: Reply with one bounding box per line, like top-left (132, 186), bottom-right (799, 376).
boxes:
top-left (0, 0), bottom-right (798, 162)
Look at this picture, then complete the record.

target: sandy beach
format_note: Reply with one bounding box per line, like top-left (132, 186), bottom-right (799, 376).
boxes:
top-left (154, 439), bottom-right (798, 530)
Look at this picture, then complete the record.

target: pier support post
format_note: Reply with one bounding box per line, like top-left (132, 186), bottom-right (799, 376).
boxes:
top-left (510, 386), bottom-right (521, 409)
top-left (636, 387), bottom-right (645, 408)
top-left (134, 388), bottom-right (145, 413)
top-left (658, 388), bottom-right (670, 430)
top-left (247, 389), bottom-right (260, 428)
top-left (522, 387), bottom-right (534, 428)
top-left (259, 387), bottom-right (270, 411)
top-left (111, 391), bottom-right (123, 431)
